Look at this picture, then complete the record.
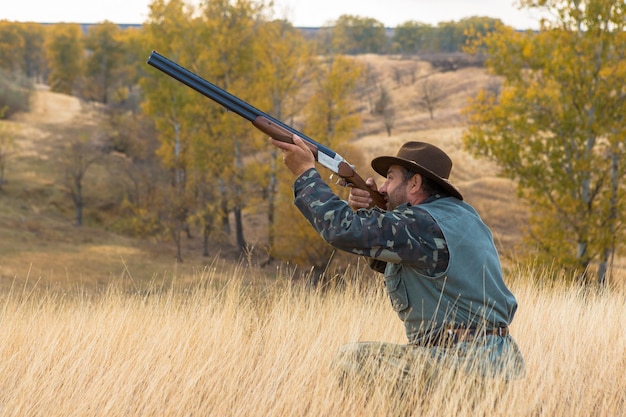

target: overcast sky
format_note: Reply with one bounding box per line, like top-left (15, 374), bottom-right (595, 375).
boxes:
top-left (2, 0), bottom-right (545, 29)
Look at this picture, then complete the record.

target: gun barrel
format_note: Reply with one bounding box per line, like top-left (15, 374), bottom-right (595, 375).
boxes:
top-left (146, 51), bottom-right (337, 158)
top-left (147, 51), bottom-right (260, 121)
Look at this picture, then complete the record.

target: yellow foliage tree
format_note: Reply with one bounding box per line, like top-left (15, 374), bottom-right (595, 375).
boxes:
top-left (44, 24), bottom-right (83, 95)
top-left (194, 0), bottom-right (272, 255)
top-left (272, 55), bottom-right (366, 278)
top-left (331, 15), bottom-right (387, 54)
top-left (141, 0), bottom-right (205, 261)
top-left (0, 120), bottom-right (16, 188)
top-left (463, 0), bottom-right (626, 285)
top-left (0, 21), bottom-right (26, 73)
top-left (251, 19), bottom-right (315, 264)
top-left (82, 21), bottom-right (124, 104)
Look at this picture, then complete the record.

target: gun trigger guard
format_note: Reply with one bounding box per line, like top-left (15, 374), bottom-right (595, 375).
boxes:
top-left (330, 174), bottom-right (351, 188)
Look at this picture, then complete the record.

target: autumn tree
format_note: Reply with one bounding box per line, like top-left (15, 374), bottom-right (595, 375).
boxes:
top-left (104, 26), bottom-right (155, 155)
top-left (0, 119), bottom-right (17, 188)
top-left (0, 68), bottom-right (33, 119)
top-left (331, 15), bottom-right (388, 54)
top-left (18, 23), bottom-right (47, 81)
top-left (81, 21), bottom-right (124, 104)
top-left (304, 56), bottom-right (365, 149)
top-left (374, 86), bottom-right (395, 136)
top-left (415, 75), bottom-right (445, 119)
top-left (0, 22), bottom-right (36, 117)
top-left (391, 21), bottom-right (436, 54)
top-left (0, 21), bottom-right (26, 73)
top-left (273, 55), bottom-right (365, 282)
top-left (61, 133), bottom-right (105, 226)
top-left (141, 0), bottom-right (278, 259)
top-left (251, 19), bottom-right (314, 265)
top-left (437, 17), bottom-right (502, 53)
top-left (141, 0), bottom-right (203, 261)
top-left (356, 63), bottom-right (381, 113)
top-left (463, 0), bottom-right (626, 285)
top-left (113, 26), bottom-right (149, 102)
top-left (195, 0), bottom-right (272, 255)
top-left (98, 22), bottom-right (168, 241)
top-left (45, 23), bottom-right (83, 95)
top-left (391, 17), bottom-right (502, 55)
top-left (0, 22), bottom-right (46, 80)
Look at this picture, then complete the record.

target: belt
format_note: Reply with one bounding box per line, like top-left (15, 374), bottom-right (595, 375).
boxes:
top-left (416, 326), bottom-right (509, 348)
top-left (446, 326), bottom-right (509, 342)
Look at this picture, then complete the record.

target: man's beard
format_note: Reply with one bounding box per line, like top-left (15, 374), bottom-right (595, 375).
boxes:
top-left (386, 181), bottom-right (408, 210)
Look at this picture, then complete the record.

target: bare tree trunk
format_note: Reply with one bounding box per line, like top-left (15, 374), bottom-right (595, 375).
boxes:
top-left (63, 136), bottom-right (102, 227)
top-left (233, 141), bottom-right (246, 254)
top-left (74, 178), bottom-right (83, 226)
top-left (598, 149), bottom-right (620, 286)
top-left (218, 179), bottom-right (230, 235)
top-left (173, 227), bottom-right (183, 263)
top-left (264, 150), bottom-right (278, 266)
top-left (234, 206), bottom-right (246, 254)
top-left (203, 224), bottom-right (210, 257)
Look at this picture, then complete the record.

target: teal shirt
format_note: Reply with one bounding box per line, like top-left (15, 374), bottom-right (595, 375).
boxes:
top-left (385, 197), bottom-right (518, 343)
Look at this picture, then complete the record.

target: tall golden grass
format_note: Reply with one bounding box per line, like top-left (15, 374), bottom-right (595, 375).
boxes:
top-left (0, 262), bottom-right (624, 417)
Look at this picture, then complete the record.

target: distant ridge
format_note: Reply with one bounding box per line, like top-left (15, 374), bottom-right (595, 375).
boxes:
top-left (38, 22), bottom-right (143, 33)
top-left (36, 22), bottom-right (336, 36)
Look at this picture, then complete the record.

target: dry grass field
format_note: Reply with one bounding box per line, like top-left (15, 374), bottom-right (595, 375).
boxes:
top-left (0, 55), bottom-right (624, 416)
top-left (0, 264), bottom-right (624, 417)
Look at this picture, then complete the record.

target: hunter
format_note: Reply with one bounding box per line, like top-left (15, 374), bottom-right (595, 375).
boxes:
top-left (270, 136), bottom-right (525, 384)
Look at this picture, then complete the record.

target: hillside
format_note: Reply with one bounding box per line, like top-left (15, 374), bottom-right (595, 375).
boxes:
top-left (0, 55), bottom-right (529, 291)
top-left (1, 86), bottom-right (236, 291)
top-left (343, 55), bottom-right (529, 259)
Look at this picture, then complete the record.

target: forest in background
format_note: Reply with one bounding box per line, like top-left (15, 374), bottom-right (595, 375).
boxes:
top-left (1, 0), bottom-right (624, 287)
top-left (0, 4), bottom-right (503, 276)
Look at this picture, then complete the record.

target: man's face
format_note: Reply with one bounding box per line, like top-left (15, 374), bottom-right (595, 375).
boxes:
top-left (379, 165), bottom-right (411, 210)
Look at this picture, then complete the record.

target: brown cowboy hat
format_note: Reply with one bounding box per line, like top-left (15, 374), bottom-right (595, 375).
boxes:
top-left (371, 141), bottom-right (463, 200)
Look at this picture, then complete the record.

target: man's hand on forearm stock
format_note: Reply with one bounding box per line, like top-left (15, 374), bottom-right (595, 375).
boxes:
top-left (348, 177), bottom-right (378, 210)
top-left (269, 135), bottom-right (316, 178)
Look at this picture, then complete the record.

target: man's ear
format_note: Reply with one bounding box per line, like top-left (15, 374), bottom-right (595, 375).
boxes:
top-left (408, 174), bottom-right (422, 195)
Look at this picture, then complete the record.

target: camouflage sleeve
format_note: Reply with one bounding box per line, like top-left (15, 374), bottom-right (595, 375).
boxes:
top-left (292, 168), bottom-right (448, 276)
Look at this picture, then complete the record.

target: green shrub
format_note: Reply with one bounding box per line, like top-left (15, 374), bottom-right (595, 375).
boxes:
top-left (0, 69), bottom-right (33, 119)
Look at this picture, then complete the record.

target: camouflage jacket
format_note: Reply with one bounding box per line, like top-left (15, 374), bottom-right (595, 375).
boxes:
top-left (293, 168), bottom-right (449, 276)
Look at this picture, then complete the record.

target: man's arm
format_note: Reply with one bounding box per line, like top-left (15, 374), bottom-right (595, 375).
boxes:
top-left (270, 134), bottom-right (446, 275)
top-left (347, 178), bottom-right (388, 273)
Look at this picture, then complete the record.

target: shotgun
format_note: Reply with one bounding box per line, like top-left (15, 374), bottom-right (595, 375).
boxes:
top-left (146, 50), bottom-right (386, 209)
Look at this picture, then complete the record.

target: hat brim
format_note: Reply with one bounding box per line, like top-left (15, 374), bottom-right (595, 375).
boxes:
top-left (371, 156), bottom-right (463, 200)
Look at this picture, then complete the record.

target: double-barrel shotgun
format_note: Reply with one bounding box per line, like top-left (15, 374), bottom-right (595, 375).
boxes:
top-left (146, 50), bottom-right (386, 209)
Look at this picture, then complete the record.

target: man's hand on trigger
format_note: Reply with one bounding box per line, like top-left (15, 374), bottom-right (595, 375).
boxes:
top-left (349, 177), bottom-right (377, 210)
top-left (269, 134), bottom-right (315, 177)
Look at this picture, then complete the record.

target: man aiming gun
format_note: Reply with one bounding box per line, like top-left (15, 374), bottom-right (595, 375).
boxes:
top-left (269, 135), bottom-right (525, 387)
